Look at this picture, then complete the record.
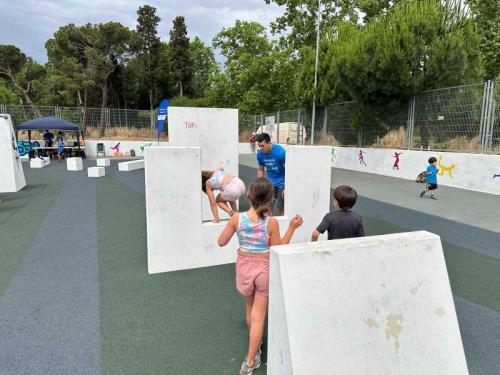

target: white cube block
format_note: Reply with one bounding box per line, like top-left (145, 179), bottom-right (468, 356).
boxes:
top-left (118, 160), bottom-right (144, 171)
top-left (30, 158), bottom-right (49, 168)
top-left (96, 158), bottom-right (110, 167)
top-left (269, 231), bottom-right (468, 375)
top-left (66, 157), bottom-right (83, 171)
top-left (87, 166), bottom-right (105, 177)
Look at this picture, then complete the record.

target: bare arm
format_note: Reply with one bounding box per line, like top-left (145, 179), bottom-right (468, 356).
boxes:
top-left (311, 230), bottom-right (320, 242)
top-left (268, 215), bottom-right (303, 246)
top-left (257, 166), bottom-right (265, 178)
top-left (218, 214), bottom-right (238, 247)
top-left (206, 182), bottom-right (219, 222)
top-left (281, 215), bottom-right (303, 245)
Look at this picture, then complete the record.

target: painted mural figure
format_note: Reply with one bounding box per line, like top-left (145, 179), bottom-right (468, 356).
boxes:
top-left (437, 155), bottom-right (456, 178)
top-left (358, 149), bottom-right (367, 166)
top-left (111, 142), bottom-right (123, 157)
top-left (140, 142), bottom-right (153, 153)
top-left (392, 152), bottom-right (403, 170)
top-left (493, 174), bottom-right (500, 179)
top-left (331, 148), bottom-right (336, 163)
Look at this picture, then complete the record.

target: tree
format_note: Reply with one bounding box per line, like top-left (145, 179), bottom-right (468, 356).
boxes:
top-left (467, 0), bottom-right (500, 79)
top-left (134, 5), bottom-right (161, 114)
top-left (0, 79), bottom-right (19, 104)
top-left (209, 21), bottom-right (298, 113)
top-left (0, 45), bottom-right (45, 112)
top-left (47, 22), bottom-right (131, 134)
top-left (265, 0), bottom-right (359, 49)
top-left (169, 16), bottom-right (192, 97)
top-left (190, 37), bottom-right (217, 98)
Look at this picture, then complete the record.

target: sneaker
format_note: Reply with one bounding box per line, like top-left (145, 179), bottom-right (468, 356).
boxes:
top-left (240, 350), bottom-right (262, 375)
top-left (419, 191), bottom-right (425, 198)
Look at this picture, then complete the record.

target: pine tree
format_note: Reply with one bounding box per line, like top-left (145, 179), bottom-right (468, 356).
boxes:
top-left (169, 16), bottom-right (192, 97)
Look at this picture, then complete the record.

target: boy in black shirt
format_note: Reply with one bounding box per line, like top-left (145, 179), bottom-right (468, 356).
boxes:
top-left (311, 185), bottom-right (365, 241)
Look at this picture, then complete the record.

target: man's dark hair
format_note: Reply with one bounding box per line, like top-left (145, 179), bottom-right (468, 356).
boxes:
top-left (428, 157), bottom-right (437, 164)
top-left (256, 133), bottom-right (271, 143)
top-left (333, 185), bottom-right (358, 210)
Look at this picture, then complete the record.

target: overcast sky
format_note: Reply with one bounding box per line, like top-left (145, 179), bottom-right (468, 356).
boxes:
top-left (0, 0), bottom-right (284, 64)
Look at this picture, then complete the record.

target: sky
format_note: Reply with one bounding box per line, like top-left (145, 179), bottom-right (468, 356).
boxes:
top-left (0, 0), bottom-right (284, 64)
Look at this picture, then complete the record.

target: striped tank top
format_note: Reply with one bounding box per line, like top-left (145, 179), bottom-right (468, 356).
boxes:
top-left (236, 212), bottom-right (270, 253)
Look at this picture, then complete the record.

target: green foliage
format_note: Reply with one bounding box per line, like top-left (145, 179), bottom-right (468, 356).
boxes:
top-left (208, 20), bottom-right (299, 113)
top-left (190, 37), bottom-right (218, 98)
top-left (467, 0), bottom-right (500, 79)
top-left (169, 16), bottom-right (192, 97)
top-left (0, 80), bottom-right (19, 104)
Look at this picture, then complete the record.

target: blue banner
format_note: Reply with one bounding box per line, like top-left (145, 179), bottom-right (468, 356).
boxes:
top-left (157, 99), bottom-right (169, 139)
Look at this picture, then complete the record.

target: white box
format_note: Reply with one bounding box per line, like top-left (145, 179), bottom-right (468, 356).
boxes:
top-left (66, 157), bottom-right (83, 171)
top-left (96, 158), bottom-right (110, 167)
top-left (268, 231), bottom-right (468, 375)
top-left (87, 166), bottom-right (105, 177)
top-left (118, 159), bottom-right (144, 171)
top-left (30, 158), bottom-right (49, 168)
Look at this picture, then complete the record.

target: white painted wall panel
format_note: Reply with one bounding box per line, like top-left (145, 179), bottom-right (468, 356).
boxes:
top-left (0, 114), bottom-right (26, 192)
top-left (268, 231), bottom-right (468, 375)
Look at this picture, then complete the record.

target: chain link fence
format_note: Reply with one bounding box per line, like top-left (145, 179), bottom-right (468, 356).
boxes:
top-left (0, 104), bottom-right (159, 140)
top-left (249, 80), bottom-right (499, 154)
top-left (1, 80), bottom-right (498, 153)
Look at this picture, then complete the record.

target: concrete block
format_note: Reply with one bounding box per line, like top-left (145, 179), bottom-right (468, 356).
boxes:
top-left (66, 157), bottom-right (83, 171)
top-left (87, 166), bottom-right (105, 177)
top-left (168, 107), bottom-right (238, 221)
top-left (145, 146), bottom-right (331, 274)
top-left (96, 158), bottom-right (110, 167)
top-left (30, 158), bottom-right (50, 168)
top-left (118, 159), bottom-right (144, 171)
top-left (0, 114), bottom-right (26, 192)
top-left (268, 231), bottom-right (468, 375)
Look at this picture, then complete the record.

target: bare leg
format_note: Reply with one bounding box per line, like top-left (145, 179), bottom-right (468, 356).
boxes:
top-left (229, 200), bottom-right (238, 213)
top-left (244, 294), bottom-right (254, 330)
top-left (245, 293), bottom-right (268, 367)
top-left (216, 195), bottom-right (232, 214)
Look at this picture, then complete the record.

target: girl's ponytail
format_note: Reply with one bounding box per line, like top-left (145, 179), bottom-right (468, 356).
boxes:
top-left (247, 177), bottom-right (274, 219)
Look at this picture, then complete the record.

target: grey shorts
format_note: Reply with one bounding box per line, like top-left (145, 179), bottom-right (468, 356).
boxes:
top-left (273, 186), bottom-right (285, 210)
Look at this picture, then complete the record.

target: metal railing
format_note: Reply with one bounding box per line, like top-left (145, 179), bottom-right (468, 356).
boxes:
top-left (249, 80), bottom-right (499, 154)
top-left (1, 80), bottom-right (498, 153)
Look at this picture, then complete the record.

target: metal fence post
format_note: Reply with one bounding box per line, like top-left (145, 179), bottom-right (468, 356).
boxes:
top-left (322, 106), bottom-right (328, 145)
top-left (406, 97), bottom-right (415, 149)
top-left (484, 80), bottom-right (496, 152)
top-left (297, 109), bottom-right (301, 144)
top-left (479, 80), bottom-right (491, 152)
top-left (276, 110), bottom-right (280, 144)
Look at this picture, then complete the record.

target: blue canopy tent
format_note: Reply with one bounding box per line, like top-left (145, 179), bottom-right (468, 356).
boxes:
top-left (16, 117), bottom-right (84, 159)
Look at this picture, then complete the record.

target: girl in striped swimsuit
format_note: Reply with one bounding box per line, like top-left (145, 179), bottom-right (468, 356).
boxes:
top-left (218, 177), bottom-right (303, 374)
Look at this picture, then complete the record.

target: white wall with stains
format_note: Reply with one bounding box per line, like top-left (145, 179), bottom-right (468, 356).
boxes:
top-left (330, 146), bottom-right (500, 195)
top-left (268, 231), bottom-right (469, 375)
top-left (0, 114), bottom-right (26, 192)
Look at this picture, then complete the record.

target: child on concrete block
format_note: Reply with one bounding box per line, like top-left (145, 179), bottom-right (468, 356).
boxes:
top-left (311, 185), bottom-right (365, 241)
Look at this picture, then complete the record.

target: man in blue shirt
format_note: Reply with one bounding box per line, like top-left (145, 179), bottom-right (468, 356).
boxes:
top-left (256, 133), bottom-right (286, 215)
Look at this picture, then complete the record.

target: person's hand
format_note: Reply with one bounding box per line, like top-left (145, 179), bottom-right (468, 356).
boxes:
top-left (289, 215), bottom-right (303, 229)
top-left (213, 219), bottom-right (220, 224)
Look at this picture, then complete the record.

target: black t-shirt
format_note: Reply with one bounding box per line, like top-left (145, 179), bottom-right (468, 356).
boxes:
top-left (316, 209), bottom-right (365, 240)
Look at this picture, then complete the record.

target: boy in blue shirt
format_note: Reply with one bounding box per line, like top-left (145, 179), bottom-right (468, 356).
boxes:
top-left (56, 138), bottom-right (64, 161)
top-left (420, 157), bottom-right (439, 200)
top-left (256, 133), bottom-right (286, 215)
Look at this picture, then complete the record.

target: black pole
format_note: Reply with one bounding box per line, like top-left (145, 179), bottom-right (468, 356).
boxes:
top-left (28, 130), bottom-right (32, 160)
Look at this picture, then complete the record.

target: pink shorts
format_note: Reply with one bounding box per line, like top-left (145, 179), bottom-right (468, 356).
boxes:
top-left (220, 177), bottom-right (246, 202)
top-left (236, 252), bottom-right (270, 297)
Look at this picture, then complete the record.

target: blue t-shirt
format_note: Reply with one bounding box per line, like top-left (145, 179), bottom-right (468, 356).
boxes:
top-left (257, 144), bottom-right (286, 189)
top-left (426, 165), bottom-right (439, 184)
top-left (56, 140), bottom-right (64, 153)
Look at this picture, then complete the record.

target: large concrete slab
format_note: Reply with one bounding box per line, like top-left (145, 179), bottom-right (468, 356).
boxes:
top-left (145, 146), bottom-right (331, 274)
top-left (168, 107), bottom-right (238, 221)
top-left (268, 231), bottom-right (468, 375)
top-left (0, 114), bottom-right (26, 192)
top-left (118, 159), bottom-right (144, 171)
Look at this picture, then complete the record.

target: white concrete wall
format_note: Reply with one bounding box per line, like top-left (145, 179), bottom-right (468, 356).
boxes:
top-left (332, 146), bottom-right (500, 195)
top-left (84, 140), bottom-right (168, 157)
top-left (145, 146), bottom-right (331, 274)
top-left (0, 114), bottom-right (26, 192)
top-left (268, 231), bottom-right (468, 375)
top-left (168, 107), bottom-right (239, 221)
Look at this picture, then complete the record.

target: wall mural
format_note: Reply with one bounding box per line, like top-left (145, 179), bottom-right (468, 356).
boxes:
top-left (493, 174), bottom-right (500, 179)
top-left (16, 140), bottom-right (40, 156)
top-left (331, 148), bottom-right (336, 163)
top-left (392, 152), bottom-right (403, 170)
top-left (437, 155), bottom-right (457, 178)
top-left (358, 149), bottom-right (367, 166)
top-left (140, 142), bottom-right (153, 153)
top-left (110, 142), bottom-right (123, 157)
